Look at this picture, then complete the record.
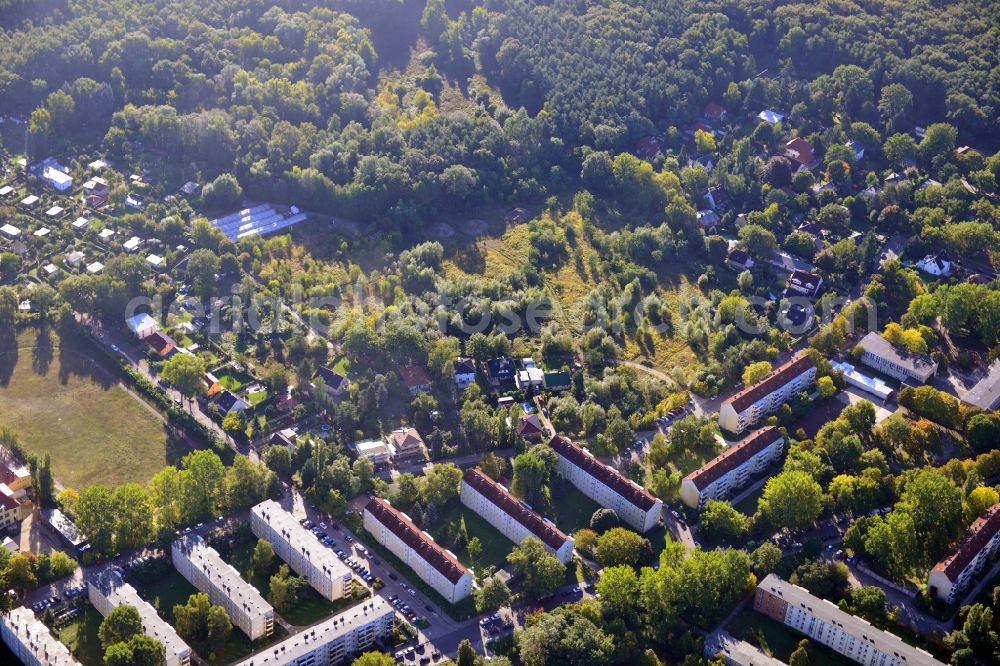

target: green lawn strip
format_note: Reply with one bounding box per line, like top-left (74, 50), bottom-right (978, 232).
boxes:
top-left (57, 604), bottom-right (105, 666)
top-left (548, 485), bottom-right (602, 535)
top-left (0, 328), bottom-right (172, 487)
top-left (428, 503), bottom-right (513, 571)
top-left (733, 484), bottom-right (766, 516)
top-left (360, 527), bottom-right (477, 621)
top-left (217, 372), bottom-right (248, 391)
top-left (727, 609), bottom-right (854, 666)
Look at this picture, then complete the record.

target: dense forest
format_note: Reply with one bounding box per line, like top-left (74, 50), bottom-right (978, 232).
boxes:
top-left (1, 0), bottom-right (997, 227)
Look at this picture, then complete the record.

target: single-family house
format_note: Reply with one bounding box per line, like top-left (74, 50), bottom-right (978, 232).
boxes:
top-left (126, 313), bottom-right (159, 339)
top-left (758, 109), bottom-right (785, 125)
top-left (916, 253), bottom-right (952, 277)
top-left (146, 254), bottom-right (165, 269)
top-left (216, 390), bottom-right (247, 414)
top-left (726, 249), bottom-right (754, 271)
top-left (0, 184), bottom-right (14, 199)
top-left (144, 331), bottom-right (177, 357)
top-left (98, 228), bottom-right (115, 241)
top-left (542, 371), bottom-right (571, 391)
top-left (399, 366), bottom-right (432, 395)
top-left (703, 102), bottom-right (727, 121)
top-left (42, 165), bottom-right (73, 191)
top-left (635, 136), bottom-right (662, 161)
top-left (180, 181), bottom-right (199, 196)
top-left (387, 428), bottom-right (428, 464)
top-left (697, 210), bottom-right (720, 229)
top-left (484, 357), bottom-right (516, 389)
top-left (123, 236), bottom-right (143, 253)
top-left (787, 270), bottom-right (823, 298)
top-left (846, 140), bottom-right (865, 161)
top-left (705, 185), bottom-right (728, 211)
top-left (516, 367), bottom-right (545, 391)
top-left (517, 414), bottom-right (545, 440)
top-left (314, 365), bottom-right (349, 398)
top-left (352, 439), bottom-right (394, 466)
top-left (202, 373), bottom-right (223, 397)
top-left (454, 357), bottom-right (477, 389)
top-left (783, 138), bottom-right (818, 170)
top-left (82, 177), bottom-right (110, 198)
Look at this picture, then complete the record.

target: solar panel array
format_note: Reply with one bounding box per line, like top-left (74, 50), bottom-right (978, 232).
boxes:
top-left (209, 204), bottom-right (308, 241)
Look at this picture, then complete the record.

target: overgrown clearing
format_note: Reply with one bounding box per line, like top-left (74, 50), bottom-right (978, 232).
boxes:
top-left (0, 328), bottom-right (172, 488)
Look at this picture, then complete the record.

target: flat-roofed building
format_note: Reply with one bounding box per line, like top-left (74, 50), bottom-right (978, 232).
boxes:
top-left (680, 427), bottom-right (785, 509)
top-left (227, 598), bottom-right (393, 666)
top-left (963, 359), bottom-right (1000, 412)
top-left (461, 468), bottom-right (574, 563)
top-left (88, 570), bottom-right (191, 666)
top-left (754, 574), bottom-right (943, 666)
top-left (250, 500), bottom-right (352, 602)
top-left (857, 332), bottom-right (937, 384)
top-left (719, 354), bottom-right (816, 434)
top-left (548, 435), bottom-right (662, 533)
top-left (363, 498), bottom-right (473, 604)
top-left (171, 534), bottom-right (274, 640)
top-left (704, 629), bottom-right (785, 666)
top-left (928, 504), bottom-right (1000, 605)
top-left (1, 606), bottom-right (81, 666)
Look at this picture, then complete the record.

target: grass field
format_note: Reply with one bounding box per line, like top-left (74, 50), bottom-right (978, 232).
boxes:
top-left (549, 485), bottom-right (602, 535)
top-left (135, 568), bottom-right (201, 625)
top-left (57, 605), bottom-right (105, 666)
top-left (429, 504), bottom-right (512, 570)
top-left (0, 328), bottom-right (173, 488)
top-left (727, 609), bottom-right (854, 666)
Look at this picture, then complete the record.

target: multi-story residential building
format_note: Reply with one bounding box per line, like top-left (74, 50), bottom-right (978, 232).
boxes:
top-left (1, 607), bottom-right (81, 666)
top-left (250, 500), bottom-right (353, 602)
top-left (857, 332), bottom-right (938, 384)
top-left (928, 504), bottom-right (1000, 605)
top-left (227, 598), bottom-right (394, 666)
top-left (460, 468), bottom-right (574, 563)
top-left (680, 427), bottom-right (785, 509)
top-left (703, 629), bottom-right (785, 666)
top-left (171, 534), bottom-right (275, 640)
top-left (88, 570), bottom-right (191, 666)
top-left (387, 427), bottom-right (428, 464)
top-left (548, 435), bottom-right (662, 533)
top-left (0, 486), bottom-right (26, 530)
top-left (718, 354), bottom-right (817, 434)
top-left (363, 498), bottom-right (473, 604)
top-left (754, 575), bottom-right (943, 666)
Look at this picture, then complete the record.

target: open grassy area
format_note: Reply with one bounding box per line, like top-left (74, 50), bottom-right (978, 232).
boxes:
top-left (727, 609), bottom-right (854, 666)
top-left (0, 328), bottom-right (173, 487)
top-left (733, 483), bottom-right (766, 516)
top-left (548, 485), bottom-right (602, 535)
top-left (135, 568), bottom-right (201, 625)
top-left (217, 371), bottom-right (250, 391)
top-left (57, 604), bottom-right (105, 666)
top-left (429, 503), bottom-right (512, 571)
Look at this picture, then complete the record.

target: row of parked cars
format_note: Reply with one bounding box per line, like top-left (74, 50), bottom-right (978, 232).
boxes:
top-left (396, 643), bottom-right (442, 664)
top-left (30, 584), bottom-right (86, 614)
top-left (388, 594), bottom-right (417, 622)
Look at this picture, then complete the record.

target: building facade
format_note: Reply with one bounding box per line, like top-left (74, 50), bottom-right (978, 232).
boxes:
top-left (680, 427), bottom-right (785, 509)
top-left (857, 332), bottom-right (938, 384)
top-left (704, 629), bottom-right (785, 666)
top-left (363, 498), bottom-right (473, 604)
top-left (250, 500), bottom-right (353, 602)
top-left (171, 534), bottom-right (275, 640)
top-left (754, 575), bottom-right (942, 666)
top-left (718, 354), bottom-right (817, 434)
top-left (88, 570), bottom-right (191, 666)
top-left (548, 435), bottom-right (663, 533)
top-left (228, 598), bottom-right (394, 666)
top-left (461, 468), bottom-right (574, 563)
top-left (1, 607), bottom-right (81, 666)
top-left (928, 504), bottom-right (1000, 605)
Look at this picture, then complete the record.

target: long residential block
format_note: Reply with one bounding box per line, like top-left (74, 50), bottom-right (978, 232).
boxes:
top-left (928, 503), bottom-right (1000, 605)
top-left (88, 569), bottom-right (191, 666)
top-left (461, 468), bottom-right (575, 563)
top-left (363, 497), bottom-right (474, 604)
top-left (680, 427), bottom-right (785, 509)
top-left (549, 435), bottom-right (663, 533)
top-left (171, 534), bottom-right (275, 640)
top-left (719, 354), bottom-right (816, 434)
top-left (754, 574), bottom-right (943, 666)
top-left (228, 597), bottom-right (393, 666)
top-left (250, 500), bottom-right (353, 602)
top-left (1, 606), bottom-right (81, 666)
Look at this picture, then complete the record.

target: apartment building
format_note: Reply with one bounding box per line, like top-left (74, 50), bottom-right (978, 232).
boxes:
top-left (1, 607), bottom-right (81, 666)
top-left (680, 427), bottom-right (785, 509)
top-left (250, 500), bottom-right (353, 602)
top-left (928, 503), bottom-right (1000, 605)
top-left (857, 332), bottom-right (938, 384)
top-left (171, 534), bottom-right (275, 640)
top-left (363, 498), bottom-right (474, 604)
top-left (548, 435), bottom-right (663, 533)
top-left (88, 569), bottom-right (191, 666)
top-left (718, 354), bottom-right (817, 434)
top-left (460, 468), bottom-right (574, 563)
top-left (228, 598), bottom-right (394, 666)
top-left (754, 574), bottom-right (943, 666)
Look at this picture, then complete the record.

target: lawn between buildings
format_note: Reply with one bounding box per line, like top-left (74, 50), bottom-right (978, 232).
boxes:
top-left (727, 608), bottom-right (855, 666)
top-left (0, 327), bottom-right (173, 487)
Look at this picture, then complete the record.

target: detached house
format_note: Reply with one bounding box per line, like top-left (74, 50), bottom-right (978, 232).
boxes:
top-left (517, 414), bottom-right (545, 440)
top-left (783, 137), bottom-right (819, 171)
top-left (916, 253), bottom-right (952, 277)
top-left (314, 365), bottom-right (349, 398)
top-left (454, 357), bottom-right (476, 389)
top-left (387, 427), bottom-right (428, 464)
top-left (484, 357), bottom-right (516, 389)
top-left (703, 102), bottom-right (727, 122)
top-left (216, 390), bottom-right (247, 414)
top-left (399, 366), bottom-right (432, 395)
top-left (726, 249), bottom-right (754, 271)
top-left (787, 270), bottom-right (823, 298)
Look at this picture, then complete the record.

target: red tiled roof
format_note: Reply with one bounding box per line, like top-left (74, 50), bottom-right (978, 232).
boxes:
top-left (143, 331), bottom-right (176, 354)
top-left (724, 354), bottom-right (816, 414)
top-left (0, 491), bottom-right (19, 510)
top-left (548, 435), bottom-right (659, 511)
top-left (364, 498), bottom-right (469, 584)
top-left (704, 102), bottom-right (726, 119)
top-left (399, 366), bottom-right (431, 388)
top-left (690, 121), bottom-right (713, 135)
top-left (784, 137), bottom-right (816, 166)
top-left (463, 469), bottom-right (570, 551)
top-left (683, 427), bottom-right (783, 490)
top-left (635, 136), bottom-right (661, 159)
top-left (932, 504), bottom-right (1000, 580)
top-left (517, 414), bottom-right (544, 438)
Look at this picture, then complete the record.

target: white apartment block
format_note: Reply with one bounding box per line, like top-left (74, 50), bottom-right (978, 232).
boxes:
top-left (171, 534), bottom-right (275, 640)
top-left (363, 498), bottom-right (474, 604)
top-left (857, 332), bottom-right (937, 384)
top-left (88, 569), bottom-right (191, 666)
top-left (461, 468), bottom-right (575, 564)
top-left (1, 607), bottom-right (81, 666)
top-left (928, 503), bottom-right (1000, 605)
top-left (719, 354), bottom-right (816, 434)
top-left (549, 435), bottom-right (663, 533)
top-left (228, 597), bottom-right (393, 666)
top-left (251, 500), bottom-right (353, 602)
top-left (680, 427), bottom-right (784, 509)
top-left (754, 575), bottom-right (943, 666)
